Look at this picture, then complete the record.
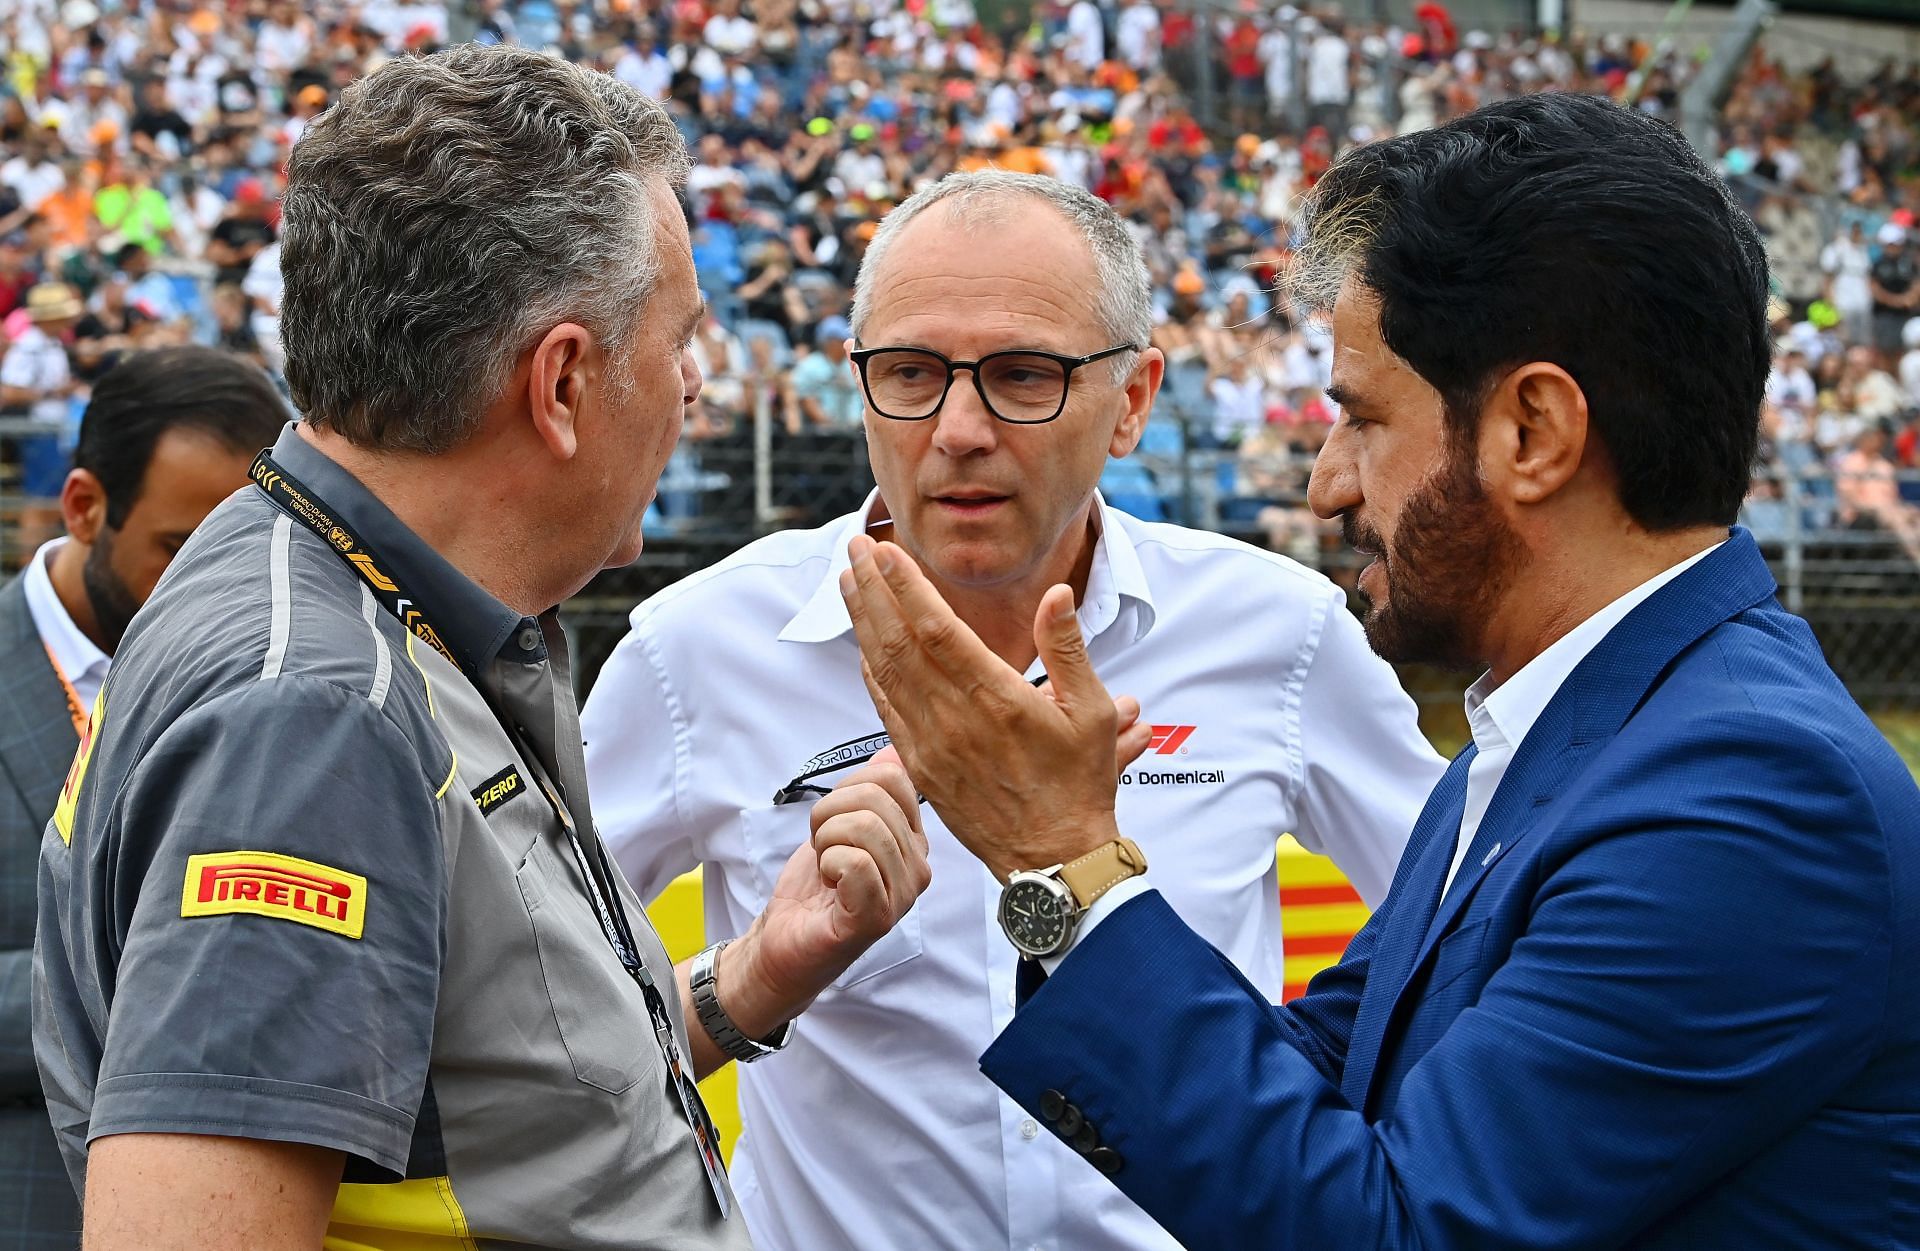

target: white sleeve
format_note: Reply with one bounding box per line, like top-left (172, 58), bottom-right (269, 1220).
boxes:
top-left (0, 344), bottom-right (34, 389)
top-left (1289, 588), bottom-right (1447, 908)
top-left (581, 617), bottom-right (703, 903)
top-left (1038, 875), bottom-right (1154, 974)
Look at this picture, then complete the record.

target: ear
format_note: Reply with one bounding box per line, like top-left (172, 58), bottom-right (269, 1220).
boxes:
top-left (523, 322), bottom-right (595, 462)
top-left (1482, 362), bottom-right (1588, 508)
top-left (1108, 346), bottom-right (1165, 459)
top-left (61, 468), bottom-right (108, 547)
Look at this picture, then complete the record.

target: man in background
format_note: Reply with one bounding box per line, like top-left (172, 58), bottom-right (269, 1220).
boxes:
top-left (1, 346), bottom-right (285, 1249)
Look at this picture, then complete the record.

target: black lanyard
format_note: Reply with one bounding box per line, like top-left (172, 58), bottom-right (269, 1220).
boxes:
top-left (253, 450), bottom-right (734, 1214)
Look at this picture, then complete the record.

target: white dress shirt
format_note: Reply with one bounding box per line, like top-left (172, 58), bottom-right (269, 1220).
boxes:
top-left (584, 493), bottom-right (1444, 1251)
top-left (1443, 541), bottom-right (1726, 896)
top-left (21, 538), bottom-right (110, 711)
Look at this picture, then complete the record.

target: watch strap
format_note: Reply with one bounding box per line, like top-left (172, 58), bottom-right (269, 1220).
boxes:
top-left (690, 940), bottom-right (793, 1064)
top-left (1054, 837), bottom-right (1149, 911)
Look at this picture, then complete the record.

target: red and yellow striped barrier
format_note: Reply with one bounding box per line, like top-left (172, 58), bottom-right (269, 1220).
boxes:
top-left (1276, 834), bottom-right (1369, 1001)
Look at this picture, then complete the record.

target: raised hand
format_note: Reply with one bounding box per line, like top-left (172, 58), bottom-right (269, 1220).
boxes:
top-left (838, 534), bottom-right (1151, 881)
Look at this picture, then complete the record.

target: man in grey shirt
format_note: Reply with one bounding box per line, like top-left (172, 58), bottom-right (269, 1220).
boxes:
top-left (33, 46), bottom-right (929, 1250)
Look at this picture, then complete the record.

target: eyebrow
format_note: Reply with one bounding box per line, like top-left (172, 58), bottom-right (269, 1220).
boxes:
top-left (679, 300), bottom-right (708, 342)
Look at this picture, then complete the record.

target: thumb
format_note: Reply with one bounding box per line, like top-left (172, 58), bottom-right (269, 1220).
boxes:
top-left (873, 744), bottom-right (904, 770)
top-left (1032, 583), bottom-right (1109, 718)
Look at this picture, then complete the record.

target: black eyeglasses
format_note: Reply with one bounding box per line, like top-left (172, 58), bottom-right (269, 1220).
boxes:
top-left (849, 343), bottom-right (1141, 425)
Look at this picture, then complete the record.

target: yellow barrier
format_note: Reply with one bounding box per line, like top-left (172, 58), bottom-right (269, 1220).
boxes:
top-left (645, 871), bottom-right (743, 1162)
top-left (642, 839), bottom-right (1369, 1164)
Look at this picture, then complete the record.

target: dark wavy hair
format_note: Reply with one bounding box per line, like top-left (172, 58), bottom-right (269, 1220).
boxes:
top-left (1290, 93), bottom-right (1769, 530)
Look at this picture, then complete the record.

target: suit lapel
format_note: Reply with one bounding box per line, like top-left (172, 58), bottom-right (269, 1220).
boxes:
top-left (0, 575), bottom-right (82, 817)
top-left (1351, 529), bottom-right (1785, 1116)
top-left (1340, 744), bottom-right (1475, 1111)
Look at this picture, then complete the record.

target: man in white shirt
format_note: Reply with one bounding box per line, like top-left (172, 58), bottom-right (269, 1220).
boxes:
top-left (1207, 353), bottom-right (1267, 444)
top-left (702, 0), bottom-right (757, 57)
top-left (1305, 20), bottom-right (1352, 133)
top-left (583, 171), bottom-right (1442, 1251)
top-left (1116, 0), bottom-right (1161, 71)
top-left (1, 346), bottom-right (286, 1251)
top-left (1, 284), bottom-right (81, 428)
top-left (1, 132), bottom-right (64, 213)
top-left (242, 239), bottom-right (284, 374)
top-left (1066, 0), bottom-right (1106, 71)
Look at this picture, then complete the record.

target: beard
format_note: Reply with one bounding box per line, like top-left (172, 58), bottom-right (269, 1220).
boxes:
top-left (1342, 440), bottom-right (1522, 670)
top-left (81, 527), bottom-right (143, 654)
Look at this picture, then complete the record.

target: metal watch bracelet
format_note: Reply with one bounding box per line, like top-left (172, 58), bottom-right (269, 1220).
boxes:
top-left (689, 940), bottom-right (794, 1064)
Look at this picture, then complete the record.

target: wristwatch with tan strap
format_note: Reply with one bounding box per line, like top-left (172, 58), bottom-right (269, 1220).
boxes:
top-left (997, 838), bottom-right (1149, 959)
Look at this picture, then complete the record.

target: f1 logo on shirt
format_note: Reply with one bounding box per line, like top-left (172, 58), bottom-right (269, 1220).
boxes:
top-left (180, 851), bottom-right (367, 939)
top-left (1146, 725), bottom-right (1196, 755)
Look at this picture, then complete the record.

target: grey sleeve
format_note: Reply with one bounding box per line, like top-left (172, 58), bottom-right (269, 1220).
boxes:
top-left (89, 677), bottom-right (446, 1180)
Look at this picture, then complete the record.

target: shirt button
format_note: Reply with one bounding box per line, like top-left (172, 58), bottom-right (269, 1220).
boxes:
top-left (1019, 1119), bottom-right (1039, 1140)
top-left (516, 625), bottom-right (540, 651)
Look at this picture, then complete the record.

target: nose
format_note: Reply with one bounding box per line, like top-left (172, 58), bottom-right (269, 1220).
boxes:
top-left (1307, 421), bottom-right (1359, 521)
top-left (928, 369), bottom-right (999, 458)
top-left (681, 346), bottom-right (703, 406)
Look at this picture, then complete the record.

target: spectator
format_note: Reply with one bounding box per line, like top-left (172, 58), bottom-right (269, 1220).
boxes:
top-left (691, 306), bottom-right (748, 435)
top-left (1870, 223), bottom-right (1920, 356)
top-left (1822, 220), bottom-right (1876, 344)
top-left (0, 231), bottom-right (37, 319)
top-left (1, 130), bottom-right (63, 215)
top-left (1206, 350), bottom-right (1267, 447)
top-left (203, 179), bottom-right (276, 287)
top-left (788, 315), bottom-right (863, 431)
top-left (1902, 317), bottom-right (1920, 409)
top-left (128, 76), bottom-right (192, 162)
top-left (2, 282), bottom-right (84, 551)
top-left (94, 160), bottom-right (176, 256)
top-left (1834, 424), bottom-right (1920, 563)
top-left (1306, 18), bottom-right (1353, 136)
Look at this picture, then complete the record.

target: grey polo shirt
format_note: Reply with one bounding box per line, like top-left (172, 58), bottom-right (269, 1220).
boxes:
top-left (33, 424), bottom-right (750, 1250)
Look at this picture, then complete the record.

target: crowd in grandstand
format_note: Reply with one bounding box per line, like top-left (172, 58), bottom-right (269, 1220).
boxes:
top-left (2, 0), bottom-right (1919, 562)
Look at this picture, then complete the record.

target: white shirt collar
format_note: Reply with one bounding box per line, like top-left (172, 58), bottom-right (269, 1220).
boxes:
top-left (778, 490), bottom-right (1158, 647)
top-left (1464, 540), bottom-right (1726, 758)
top-left (21, 537), bottom-right (111, 706)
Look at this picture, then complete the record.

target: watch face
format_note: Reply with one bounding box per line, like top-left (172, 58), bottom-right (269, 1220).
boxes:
top-left (1000, 876), bottom-right (1073, 956)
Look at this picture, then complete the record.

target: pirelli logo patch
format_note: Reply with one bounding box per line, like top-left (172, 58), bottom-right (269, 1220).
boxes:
top-left (180, 851), bottom-right (367, 939)
top-left (471, 764), bottom-right (526, 816)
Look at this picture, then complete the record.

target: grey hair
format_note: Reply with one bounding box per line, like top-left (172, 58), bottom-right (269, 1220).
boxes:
top-left (281, 45), bottom-right (691, 453)
top-left (851, 171), bottom-right (1152, 381)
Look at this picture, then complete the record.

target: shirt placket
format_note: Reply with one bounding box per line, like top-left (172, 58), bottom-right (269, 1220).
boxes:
top-left (985, 867), bottom-right (1062, 1251)
top-left (988, 606), bottom-right (1122, 1251)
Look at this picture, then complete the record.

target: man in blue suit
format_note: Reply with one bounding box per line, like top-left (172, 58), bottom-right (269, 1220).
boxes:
top-left (836, 93), bottom-right (1920, 1248)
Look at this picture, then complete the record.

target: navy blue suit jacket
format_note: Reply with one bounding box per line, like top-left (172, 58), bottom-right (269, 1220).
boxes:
top-left (982, 530), bottom-right (1920, 1249)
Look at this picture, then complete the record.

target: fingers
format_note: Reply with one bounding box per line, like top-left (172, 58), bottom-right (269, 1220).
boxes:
top-left (811, 778), bottom-right (931, 916)
top-left (1118, 717), bottom-right (1153, 774)
top-left (1114, 694), bottom-right (1141, 730)
top-left (847, 537), bottom-right (1017, 694)
top-left (815, 810), bottom-right (910, 923)
top-left (1031, 583), bottom-right (1114, 722)
top-left (816, 844), bottom-right (885, 926)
